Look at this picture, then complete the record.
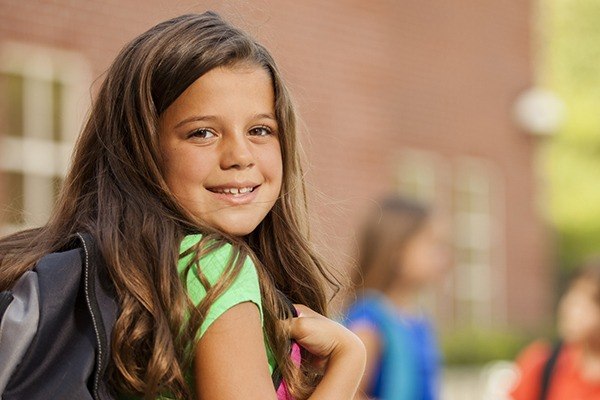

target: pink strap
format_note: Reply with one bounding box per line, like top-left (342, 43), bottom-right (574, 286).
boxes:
top-left (276, 342), bottom-right (302, 400)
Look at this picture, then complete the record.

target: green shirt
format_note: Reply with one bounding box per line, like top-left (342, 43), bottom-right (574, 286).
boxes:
top-left (179, 234), bottom-right (263, 337)
top-left (120, 234), bottom-right (276, 399)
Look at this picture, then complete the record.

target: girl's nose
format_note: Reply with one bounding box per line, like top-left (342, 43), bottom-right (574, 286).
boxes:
top-left (220, 134), bottom-right (255, 170)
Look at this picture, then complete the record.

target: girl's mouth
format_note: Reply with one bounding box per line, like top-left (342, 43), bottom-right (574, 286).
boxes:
top-left (206, 184), bottom-right (260, 200)
top-left (208, 186), bottom-right (256, 196)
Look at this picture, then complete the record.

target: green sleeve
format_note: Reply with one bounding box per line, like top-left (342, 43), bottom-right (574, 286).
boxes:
top-left (178, 234), bottom-right (263, 338)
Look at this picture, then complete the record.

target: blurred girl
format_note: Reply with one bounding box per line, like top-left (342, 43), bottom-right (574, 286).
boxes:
top-left (345, 195), bottom-right (449, 400)
top-left (511, 262), bottom-right (600, 400)
top-left (0, 12), bottom-right (365, 400)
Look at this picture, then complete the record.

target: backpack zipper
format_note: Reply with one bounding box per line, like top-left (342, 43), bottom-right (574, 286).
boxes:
top-left (78, 233), bottom-right (104, 400)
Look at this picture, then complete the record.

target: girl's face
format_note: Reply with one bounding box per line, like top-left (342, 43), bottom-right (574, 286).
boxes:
top-left (397, 219), bottom-right (450, 288)
top-left (558, 278), bottom-right (600, 345)
top-left (159, 65), bottom-right (283, 236)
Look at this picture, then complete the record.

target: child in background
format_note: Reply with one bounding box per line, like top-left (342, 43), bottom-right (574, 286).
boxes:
top-left (0, 12), bottom-right (365, 400)
top-left (345, 195), bottom-right (450, 400)
top-left (511, 262), bottom-right (600, 400)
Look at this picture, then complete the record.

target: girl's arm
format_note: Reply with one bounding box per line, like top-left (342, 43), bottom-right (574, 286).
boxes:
top-left (348, 325), bottom-right (381, 400)
top-left (194, 302), bottom-right (278, 400)
top-left (194, 303), bottom-right (366, 400)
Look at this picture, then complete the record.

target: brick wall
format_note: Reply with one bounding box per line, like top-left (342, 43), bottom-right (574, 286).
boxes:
top-left (0, 0), bottom-right (550, 330)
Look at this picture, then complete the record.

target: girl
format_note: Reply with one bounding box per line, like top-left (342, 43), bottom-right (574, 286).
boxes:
top-left (510, 262), bottom-right (600, 400)
top-left (345, 195), bottom-right (449, 400)
top-left (0, 12), bottom-right (365, 400)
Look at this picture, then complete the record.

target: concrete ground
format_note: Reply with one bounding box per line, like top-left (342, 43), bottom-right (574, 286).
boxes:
top-left (441, 361), bottom-right (518, 400)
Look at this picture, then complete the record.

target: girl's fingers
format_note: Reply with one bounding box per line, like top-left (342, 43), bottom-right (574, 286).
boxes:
top-left (292, 303), bottom-right (317, 318)
top-left (277, 305), bottom-right (311, 340)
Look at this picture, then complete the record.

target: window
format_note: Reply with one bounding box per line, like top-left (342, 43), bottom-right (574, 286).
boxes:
top-left (396, 151), bottom-right (506, 328)
top-left (0, 43), bottom-right (90, 234)
top-left (395, 149), bottom-right (438, 203)
top-left (452, 158), bottom-right (505, 327)
top-left (396, 149), bottom-right (453, 324)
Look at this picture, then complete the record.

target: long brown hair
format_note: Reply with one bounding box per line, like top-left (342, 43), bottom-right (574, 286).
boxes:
top-left (0, 12), bottom-right (336, 400)
top-left (351, 195), bottom-right (430, 294)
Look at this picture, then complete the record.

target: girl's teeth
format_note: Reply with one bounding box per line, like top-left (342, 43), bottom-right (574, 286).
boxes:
top-left (215, 187), bottom-right (253, 195)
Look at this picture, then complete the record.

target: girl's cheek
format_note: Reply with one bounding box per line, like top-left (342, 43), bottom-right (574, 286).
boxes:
top-left (560, 299), bottom-right (600, 343)
top-left (592, 310), bottom-right (600, 338)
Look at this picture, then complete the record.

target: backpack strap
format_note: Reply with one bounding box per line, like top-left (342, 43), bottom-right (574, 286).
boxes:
top-left (76, 232), bottom-right (119, 400)
top-left (539, 341), bottom-right (562, 400)
top-left (358, 295), bottom-right (420, 400)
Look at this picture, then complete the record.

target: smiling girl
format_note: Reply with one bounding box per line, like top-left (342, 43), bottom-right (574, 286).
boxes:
top-left (0, 12), bottom-right (365, 400)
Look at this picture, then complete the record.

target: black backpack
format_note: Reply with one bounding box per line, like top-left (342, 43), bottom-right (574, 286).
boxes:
top-left (0, 233), bottom-right (118, 400)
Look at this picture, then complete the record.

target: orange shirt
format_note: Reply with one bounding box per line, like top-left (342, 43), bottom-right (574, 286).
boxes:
top-left (511, 341), bottom-right (600, 400)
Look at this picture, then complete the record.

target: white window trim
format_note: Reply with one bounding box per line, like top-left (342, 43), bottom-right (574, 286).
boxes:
top-left (0, 42), bottom-right (91, 232)
top-left (396, 148), bottom-right (456, 325)
top-left (453, 157), bottom-right (506, 326)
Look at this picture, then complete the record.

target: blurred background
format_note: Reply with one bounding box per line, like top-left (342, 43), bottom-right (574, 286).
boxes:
top-left (1, 0), bottom-right (598, 398)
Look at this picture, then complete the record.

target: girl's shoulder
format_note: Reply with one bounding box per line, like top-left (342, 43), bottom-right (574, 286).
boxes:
top-left (511, 340), bottom-right (557, 400)
top-left (345, 291), bottom-right (392, 330)
top-left (178, 234), bottom-right (261, 305)
top-left (179, 234), bottom-right (264, 338)
top-left (515, 340), bottom-right (553, 370)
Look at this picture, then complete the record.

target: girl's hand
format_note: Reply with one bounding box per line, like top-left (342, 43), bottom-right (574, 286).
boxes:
top-left (289, 304), bottom-right (365, 362)
top-left (288, 304), bottom-right (366, 400)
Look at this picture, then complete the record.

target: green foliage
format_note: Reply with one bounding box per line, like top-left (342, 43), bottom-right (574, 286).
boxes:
top-left (441, 328), bottom-right (538, 366)
top-left (543, 0), bottom-right (600, 271)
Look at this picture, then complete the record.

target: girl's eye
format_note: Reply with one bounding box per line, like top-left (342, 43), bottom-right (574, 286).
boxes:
top-left (249, 126), bottom-right (272, 136)
top-left (188, 129), bottom-right (216, 139)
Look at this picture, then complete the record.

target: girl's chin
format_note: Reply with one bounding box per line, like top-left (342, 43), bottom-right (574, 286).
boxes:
top-left (209, 220), bottom-right (261, 237)
top-left (222, 228), bottom-right (255, 237)
top-left (197, 207), bottom-right (271, 237)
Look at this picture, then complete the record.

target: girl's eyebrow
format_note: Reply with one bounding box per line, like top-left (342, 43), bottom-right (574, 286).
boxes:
top-left (174, 113), bottom-right (277, 129)
top-left (174, 115), bottom-right (217, 129)
top-left (253, 113), bottom-right (277, 121)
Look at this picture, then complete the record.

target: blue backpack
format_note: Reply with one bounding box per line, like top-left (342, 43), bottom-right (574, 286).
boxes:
top-left (0, 233), bottom-right (118, 400)
top-left (345, 294), bottom-right (420, 400)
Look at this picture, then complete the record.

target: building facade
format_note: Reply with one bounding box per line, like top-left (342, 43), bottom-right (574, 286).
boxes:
top-left (0, 0), bottom-right (550, 332)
